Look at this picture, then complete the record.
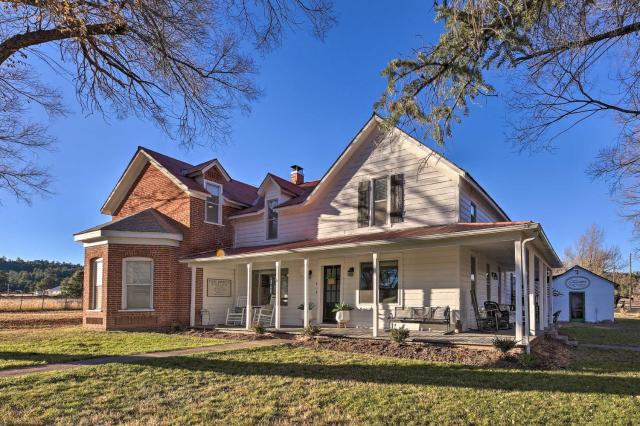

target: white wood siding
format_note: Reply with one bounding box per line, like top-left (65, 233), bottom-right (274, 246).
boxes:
top-left (232, 129), bottom-right (461, 247)
top-left (459, 179), bottom-right (506, 223)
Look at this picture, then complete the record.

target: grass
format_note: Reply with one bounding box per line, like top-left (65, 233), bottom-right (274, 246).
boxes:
top-left (0, 345), bottom-right (638, 424)
top-left (560, 316), bottom-right (640, 347)
top-left (0, 326), bottom-right (230, 370)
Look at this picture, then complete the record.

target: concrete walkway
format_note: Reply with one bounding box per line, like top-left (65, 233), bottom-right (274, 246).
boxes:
top-left (578, 342), bottom-right (640, 352)
top-left (0, 339), bottom-right (288, 378)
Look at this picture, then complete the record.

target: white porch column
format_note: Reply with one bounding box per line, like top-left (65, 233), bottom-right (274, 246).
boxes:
top-left (275, 260), bottom-right (281, 330)
top-left (541, 264), bottom-right (548, 329)
top-left (303, 258), bottom-right (310, 328)
top-left (514, 240), bottom-right (524, 343)
top-left (549, 272), bottom-right (554, 326)
top-left (528, 252), bottom-right (537, 337)
top-left (189, 266), bottom-right (196, 327)
top-left (372, 252), bottom-right (379, 337)
top-left (246, 263), bottom-right (253, 330)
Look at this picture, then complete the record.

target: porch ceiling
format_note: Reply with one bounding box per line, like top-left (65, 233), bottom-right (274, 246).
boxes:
top-left (465, 241), bottom-right (516, 268)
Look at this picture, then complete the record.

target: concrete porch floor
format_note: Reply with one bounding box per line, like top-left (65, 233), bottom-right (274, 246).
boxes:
top-left (213, 325), bottom-right (518, 348)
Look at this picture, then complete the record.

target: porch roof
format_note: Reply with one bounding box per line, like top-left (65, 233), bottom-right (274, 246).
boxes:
top-left (183, 221), bottom-right (560, 265)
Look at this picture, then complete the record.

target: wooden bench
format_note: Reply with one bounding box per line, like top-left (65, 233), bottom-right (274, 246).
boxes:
top-left (390, 306), bottom-right (451, 332)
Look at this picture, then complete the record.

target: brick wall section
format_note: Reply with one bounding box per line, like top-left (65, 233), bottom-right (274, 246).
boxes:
top-left (114, 163), bottom-right (191, 227)
top-left (81, 162), bottom-right (237, 330)
top-left (103, 244), bottom-right (180, 330)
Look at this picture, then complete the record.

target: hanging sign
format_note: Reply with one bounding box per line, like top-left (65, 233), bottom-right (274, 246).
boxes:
top-left (565, 276), bottom-right (590, 290)
top-left (207, 278), bottom-right (232, 297)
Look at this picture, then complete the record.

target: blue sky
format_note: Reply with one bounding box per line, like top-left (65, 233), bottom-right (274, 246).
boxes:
top-left (0, 0), bottom-right (634, 264)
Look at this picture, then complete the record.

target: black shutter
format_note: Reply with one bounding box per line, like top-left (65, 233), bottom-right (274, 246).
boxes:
top-left (357, 181), bottom-right (370, 227)
top-left (390, 174), bottom-right (404, 223)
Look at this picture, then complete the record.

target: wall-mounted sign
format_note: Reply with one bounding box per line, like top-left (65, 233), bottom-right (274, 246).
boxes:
top-left (207, 278), bottom-right (232, 297)
top-left (565, 276), bottom-right (590, 290)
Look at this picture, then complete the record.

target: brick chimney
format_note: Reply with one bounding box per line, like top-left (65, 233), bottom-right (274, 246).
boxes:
top-left (290, 165), bottom-right (304, 185)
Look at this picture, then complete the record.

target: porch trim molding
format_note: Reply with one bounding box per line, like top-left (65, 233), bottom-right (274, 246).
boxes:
top-left (183, 223), bottom-right (560, 267)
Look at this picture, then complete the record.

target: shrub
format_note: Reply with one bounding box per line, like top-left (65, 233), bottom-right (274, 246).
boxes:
top-left (303, 325), bottom-right (321, 337)
top-left (389, 326), bottom-right (410, 343)
top-left (518, 353), bottom-right (539, 368)
top-left (252, 324), bottom-right (266, 335)
top-left (296, 302), bottom-right (315, 310)
top-left (331, 303), bottom-right (354, 312)
top-left (492, 336), bottom-right (517, 353)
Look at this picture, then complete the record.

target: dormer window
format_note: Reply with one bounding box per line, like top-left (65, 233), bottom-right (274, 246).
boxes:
top-left (267, 198), bottom-right (278, 239)
top-left (204, 181), bottom-right (222, 225)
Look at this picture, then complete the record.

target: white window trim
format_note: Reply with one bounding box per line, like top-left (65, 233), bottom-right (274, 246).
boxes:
top-left (204, 180), bottom-right (223, 225)
top-left (121, 257), bottom-right (154, 311)
top-left (369, 175), bottom-right (390, 228)
top-left (355, 256), bottom-right (402, 309)
top-left (89, 258), bottom-right (103, 312)
top-left (265, 198), bottom-right (279, 240)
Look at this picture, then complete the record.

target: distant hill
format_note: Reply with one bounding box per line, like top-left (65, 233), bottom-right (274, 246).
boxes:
top-left (0, 257), bottom-right (82, 293)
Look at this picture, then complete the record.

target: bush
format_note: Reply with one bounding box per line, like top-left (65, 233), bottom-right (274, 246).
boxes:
top-left (252, 324), bottom-right (266, 335)
top-left (492, 336), bottom-right (517, 353)
top-left (518, 353), bottom-right (539, 368)
top-left (389, 326), bottom-right (410, 343)
top-left (303, 325), bottom-right (321, 337)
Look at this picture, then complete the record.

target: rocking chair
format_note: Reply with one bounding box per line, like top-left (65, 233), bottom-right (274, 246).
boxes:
top-left (470, 289), bottom-right (498, 332)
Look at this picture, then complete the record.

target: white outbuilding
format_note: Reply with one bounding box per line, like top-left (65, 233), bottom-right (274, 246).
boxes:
top-left (553, 265), bottom-right (616, 323)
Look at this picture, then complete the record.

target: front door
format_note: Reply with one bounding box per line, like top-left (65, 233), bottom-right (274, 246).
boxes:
top-left (569, 292), bottom-right (585, 322)
top-left (322, 265), bottom-right (341, 323)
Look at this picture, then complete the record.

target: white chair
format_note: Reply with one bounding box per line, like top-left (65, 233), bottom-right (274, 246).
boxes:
top-left (254, 295), bottom-right (275, 327)
top-left (225, 296), bottom-right (248, 326)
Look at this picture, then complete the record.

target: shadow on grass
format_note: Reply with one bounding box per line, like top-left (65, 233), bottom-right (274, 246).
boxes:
top-left (137, 348), bottom-right (640, 396)
top-left (0, 351), bottom-right (89, 367)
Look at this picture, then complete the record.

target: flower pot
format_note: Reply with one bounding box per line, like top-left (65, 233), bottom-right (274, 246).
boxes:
top-left (335, 310), bottom-right (351, 324)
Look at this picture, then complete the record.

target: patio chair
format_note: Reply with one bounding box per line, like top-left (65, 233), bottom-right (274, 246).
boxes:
top-left (255, 306), bottom-right (275, 327)
top-left (225, 296), bottom-right (247, 326)
top-left (484, 301), bottom-right (510, 330)
top-left (470, 289), bottom-right (498, 332)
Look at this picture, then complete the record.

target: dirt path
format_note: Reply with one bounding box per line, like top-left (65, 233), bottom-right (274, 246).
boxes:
top-left (0, 338), bottom-right (288, 378)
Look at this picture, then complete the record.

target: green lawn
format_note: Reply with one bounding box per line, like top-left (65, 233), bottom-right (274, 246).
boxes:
top-left (0, 326), bottom-right (230, 370)
top-left (560, 317), bottom-right (640, 346)
top-left (0, 345), bottom-right (639, 424)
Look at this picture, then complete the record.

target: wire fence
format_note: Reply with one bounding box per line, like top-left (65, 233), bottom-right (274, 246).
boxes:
top-left (0, 295), bottom-right (82, 312)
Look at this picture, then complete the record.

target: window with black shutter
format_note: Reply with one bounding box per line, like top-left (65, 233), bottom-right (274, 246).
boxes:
top-left (390, 174), bottom-right (404, 223)
top-left (357, 181), bottom-right (370, 227)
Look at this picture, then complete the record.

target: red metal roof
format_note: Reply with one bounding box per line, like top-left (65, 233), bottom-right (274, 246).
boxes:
top-left (184, 222), bottom-right (532, 260)
top-left (140, 147), bottom-right (258, 206)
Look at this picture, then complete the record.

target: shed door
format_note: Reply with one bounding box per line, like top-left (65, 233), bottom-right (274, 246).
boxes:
top-left (569, 292), bottom-right (585, 322)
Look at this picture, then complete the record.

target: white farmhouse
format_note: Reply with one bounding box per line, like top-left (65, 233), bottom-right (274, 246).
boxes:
top-left (553, 265), bottom-right (616, 323)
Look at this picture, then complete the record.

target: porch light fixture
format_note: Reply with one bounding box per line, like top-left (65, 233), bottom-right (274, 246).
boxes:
top-left (347, 267), bottom-right (354, 277)
top-left (308, 270), bottom-right (313, 278)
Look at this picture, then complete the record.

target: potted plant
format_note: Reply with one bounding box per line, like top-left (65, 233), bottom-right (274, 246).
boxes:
top-left (332, 303), bottom-right (354, 327)
top-left (297, 302), bottom-right (315, 321)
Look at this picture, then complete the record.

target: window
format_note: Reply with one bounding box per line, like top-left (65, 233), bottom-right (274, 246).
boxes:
top-left (251, 269), bottom-right (288, 306)
top-left (90, 258), bottom-right (103, 310)
top-left (373, 178), bottom-right (388, 225)
top-left (486, 263), bottom-right (491, 301)
top-left (358, 175), bottom-right (404, 227)
top-left (123, 258), bottom-right (153, 310)
top-left (497, 267), bottom-right (502, 304)
top-left (205, 181), bottom-right (222, 224)
top-left (359, 260), bottom-right (399, 304)
top-left (470, 256), bottom-right (476, 292)
top-left (470, 202), bottom-right (477, 222)
top-left (267, 199), bottom-right (278, 239)
top-left (390, 174), bottom-right (405, 223)
top-left (510, 273), bottom-right (516, 306)
top-left (357, 181), bottom-right (371, 227)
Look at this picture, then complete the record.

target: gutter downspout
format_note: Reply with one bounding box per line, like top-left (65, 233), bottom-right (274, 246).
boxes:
top-left (521, 231), bottom-right (538, 353)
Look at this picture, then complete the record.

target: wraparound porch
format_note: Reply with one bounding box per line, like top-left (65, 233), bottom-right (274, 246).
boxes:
top-left (183, 222), bottom-right (562, 350)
